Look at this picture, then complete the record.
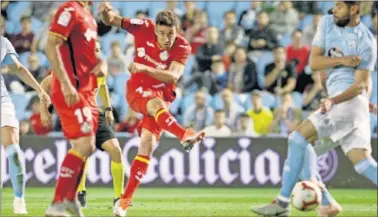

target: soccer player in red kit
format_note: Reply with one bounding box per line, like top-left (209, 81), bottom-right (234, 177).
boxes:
top-left (44, 1), bottom-right (102, 216)
top-left (99, 2), bottom-right (206, 216)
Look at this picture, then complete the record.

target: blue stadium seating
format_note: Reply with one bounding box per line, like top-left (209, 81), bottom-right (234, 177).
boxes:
top-left (149, 2), bottom-right (167, 19)
top-left (275, 91), bottom-right (303, 108)
top-left (317, 2), bottom-right (334, 14)
top-left (279, 33), bottom-right (293, 47)
top-left (113, 73), bottom-right (130, 96)
top-left (180, 92), bottom-right (212, 114)
top-left (6, 2), bottom-right (31, 22)
top-left (12, 17), bottom-right (43, 35)
top-left (371, 69), bottom-right (378, 105)
top-left (121, 2), bottom-right (152, 18)
top-left (194, 2), bottom-right (208, 10)
top-left (5, 20), bottom-right (16, 35)
top-left (182, 55), bottom-right (196, 83)
top-left (101, 33), bottom-right (127, 56)
top-left (298, 15), bottom-right (313, 30)
top-left (235, 2), bottom-right (251, 18)
top-left (362, 15), bottom-right (373, 29)
top-left (211, 92), bottom-right (243, 110)
top-left (9, 93), bottom-right (30, 120)
top-left (207, 2), bottom-right (236, 29)
top-left (370, 113), bottom-right (377, 133)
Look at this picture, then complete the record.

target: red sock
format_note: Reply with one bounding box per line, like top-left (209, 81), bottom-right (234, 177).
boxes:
top-left (53, 149), bottom-right (86, 203)
top-left (122, 155), bottom-right (150, 200)
top-left (154, 108), bottom-right (186, 140)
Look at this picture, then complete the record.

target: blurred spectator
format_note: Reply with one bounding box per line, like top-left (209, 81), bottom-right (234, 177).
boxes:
top-left (302, 11), bottom-right (323, 47)
top-left (264, 46), bottom-right (296, 95)
top-left (221, 89), bottom-right (245, 129)
top-left (286, 29), bottom-right (311, 93)
top-left (31, 9), bottom-right (57, 53)
top-left (97, 8), bottom-right (123, 37)
top-left (183, 90), bottom-right (214, 131)
top-left (223, 40), bottom-right (236, 71)
top-left (221, 10), bottom-right (244, 46)
top-left (22, 53), bottom-right (47, 91)
top-left (185, 10), bottom-right (208, 55)
top-left (370, 10), bottom-right (377, 35)
top-left (1, 1), bottom-right (11, 20)
top-left (228, 47), bottom-right (261, 93)
top-left (270, 93), bottom-right (302, 135)
top-left (232, 113), bottom-right (257, 137)
top-left (196, 27), bottom-right (224, 72)
top-left (302, 71), bottom-right (327, 111)
top-left (181, 1), bottom-right (196, 31)
top-left (238, 1), bottom-right (261, 30)
top-left (360, 2), bottom-right (374, 17)
top-left (246, 11), bottom-right (278, 60)
top-left (247, 90), bottom-right (273, 136)
top-left (0, 15), bottom-right (11, 39)
top-left (165, 1), bottom-right (184, 17)
top-left (292, 2), bottom-right (317, 19)
top-left (11, 15), bottom-right (34, 54)
top-left (125, 10), bottom-right (148, 50)
top-left (269, 1), bottom-right (299, 35)
top-left (29, 97), bottom-right (52, 135)
top-left (20, 120), bottom-right (32, 136)
top-left (184, 58), bottom-right (227, 96)
top-left (117, 109), bottom-right (141, 134)
top-left (107, 41), bottom-right (127, 75)
top-left (203, 110), bottom-right (232, 137)
top-left (27, 2), bottom-right (60, 21)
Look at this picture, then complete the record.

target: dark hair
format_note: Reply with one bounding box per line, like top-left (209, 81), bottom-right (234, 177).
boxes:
top-left (111, 41), bottom-right (121, 48)
top-left (292, 29), bottom-right (302, 37)
top-left (155, 10), bottom-right (178, 27)
top-left (20, 15), bottom-right (31, 23)
top-left (215, 109), bottom-right (225, 114)
top-left (223, 10), bottom-right (236, 18)
top-left (239, 113), bottom-right (249, 118)
top-left (135, 10), bottom-right (147, 17)
top-left (251, 90), bottom-right (262, 97)
top-left (225, 40), bottom-right (236, 47)
top-left (343, 1), bottom-right (361, 6)
top-left (313, 9), bottom-right (323, 16)
top-left (258, 11), bottom-right (268, 17)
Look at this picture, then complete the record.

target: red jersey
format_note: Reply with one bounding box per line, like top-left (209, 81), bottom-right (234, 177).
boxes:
top-left (286, 45), bottom-right (310, 75)
top-left (49, 1), bottom-right (98, 94)
top-left (190, 28), bottom-right (207, 54)
top-left (30, 113), bottom-right (52, 135)
top-left (121, 18), bottom-right (191, 88)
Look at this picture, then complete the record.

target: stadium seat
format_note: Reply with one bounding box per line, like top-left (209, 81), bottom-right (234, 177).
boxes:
top-left (211, 92), bottom-right (244, 110)
top-left (182, 55), bottom-right (196, 83)
top-left (298, 15), bottom-right (313, 30)
top-left (12, 17), bottom-right (43, 35)
top-left (291, 91), bottom-right (303, 108)
top-left (362, 15), bottom-right (373, 29)
top-left (6, 2), bottom-right (31, 22)
top-left (194, 2), bottom-right (208, 10)
top-left (101, 33), bottom-right (127, 56)
top-left (113, 73), bottom-right (130, 96)
top-left (207, 2), bottom-right (236, 29)
top-left (9, 93), bottom-right (29, 121)
top-left (317, 2), bottom-right (334, 14)
top-left (149, 2), bottom-right (167, 19)
top-left (370, 113), bottom-right (377, 133)
top-left (371, 70), bottom-right (378, 105)
top-left (235, 2), bottom-right (251, 18)
top-left (279, 33), bottom-right (292, 47)
top-left (5, 20), bottom-right (16, 35)
top-left (121, 2), bottom-right (152, 18)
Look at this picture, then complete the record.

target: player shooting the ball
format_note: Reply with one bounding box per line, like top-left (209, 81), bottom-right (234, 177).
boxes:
top-left (99, 1), bottom-right (206, 216)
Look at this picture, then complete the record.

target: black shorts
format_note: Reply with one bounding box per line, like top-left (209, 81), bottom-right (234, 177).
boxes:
top-left (95, 113), bottom-right (116, 151)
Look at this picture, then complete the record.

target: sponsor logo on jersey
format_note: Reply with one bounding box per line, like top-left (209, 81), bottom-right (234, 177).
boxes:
top-left (136, 47), bottom-right (167, 69)
top-left (80, 121), bottom-right (92, 134)
top-left (160, 50), bottom-right (169, 61)
top-left (57, 7), bottom-right (74, 27)
top-left (146, 41), bottom-right (155, 48)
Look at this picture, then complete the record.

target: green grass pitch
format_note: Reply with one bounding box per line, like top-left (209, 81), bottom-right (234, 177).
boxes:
top-left (1, 188), bottom-right (377, 216)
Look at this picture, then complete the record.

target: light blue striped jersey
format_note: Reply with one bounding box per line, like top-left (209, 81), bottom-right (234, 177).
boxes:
top-left (312, 15), bottom-right (377, 97)
top-left (1, 36), bottom-right (19, 102)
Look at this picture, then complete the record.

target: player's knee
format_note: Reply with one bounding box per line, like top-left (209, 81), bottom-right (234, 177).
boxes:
top-left (1, 127), bottom-right (19, 146)
top-left (146, 98), bottom-right (166, 116)
top-left (347, 148), bottom-right (371, 165)
top-left (103, 139), bottom-right (123, 163)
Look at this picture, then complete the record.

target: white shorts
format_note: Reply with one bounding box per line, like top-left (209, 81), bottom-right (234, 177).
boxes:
top-left (1, 101), bottom-right (19, 129)
top-left (309, 95), bottom-right (371, 155)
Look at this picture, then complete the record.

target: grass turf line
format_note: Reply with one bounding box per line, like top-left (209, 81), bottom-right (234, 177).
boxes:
top-left (1, 188), bottom-right (377, 216)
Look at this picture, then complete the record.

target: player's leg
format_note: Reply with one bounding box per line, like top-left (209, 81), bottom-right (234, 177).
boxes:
top-left (146, 97), bottom-right (205, 150)
top-left (252, 119), bottom-right (317, 216)
top-left (347, 148), bottom-right (377, 185)
top-left (77, 161), bottom-right (88, 207)
top-left (114, 128), bottom-right (156, 217)
top-left (1, 101), bottom-right (27, 214)
top-left (102, 139), bottom-right (125, 202)
top-left (2, 127), bottom-right (27, 214)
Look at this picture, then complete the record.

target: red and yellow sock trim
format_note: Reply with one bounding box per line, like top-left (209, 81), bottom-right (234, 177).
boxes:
top-left (68, 149), bottom-right (86, 161)
top-left (135, 155), bottom-right (150, 164)
top-left (154, 108), bottom-right (167, 122)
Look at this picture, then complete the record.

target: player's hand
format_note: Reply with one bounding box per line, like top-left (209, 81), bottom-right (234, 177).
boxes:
top-left (98, 1), bottom-right (112, 13)
top-left (320, 98), bottom-right (334, 114)
top-left (128, 62), bottom-right (147, 74)
top-left (91, 59), bottom-right (108, 77)
top-left (40, 104), bottom-right (52, 128)
top-left (342, 56), bottom-right (361, 67)
top-left (38, 90), bottom-right (51, 107)
top-left (369, 102), bottom-right (377, 115)
top-left (62, 82), bottom-right (79, 107)
top-left (105, 110), bottom-right (115, 126)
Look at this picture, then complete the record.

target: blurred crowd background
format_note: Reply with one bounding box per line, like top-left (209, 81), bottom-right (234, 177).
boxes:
top-left (1, 1), bottom-right (377, 138)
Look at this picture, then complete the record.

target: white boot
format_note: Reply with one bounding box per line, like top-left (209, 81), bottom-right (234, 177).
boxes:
top-left (13, 197), bottom-right (28, 214)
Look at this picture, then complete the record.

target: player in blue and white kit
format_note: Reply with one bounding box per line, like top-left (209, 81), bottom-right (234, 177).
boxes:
top-left (1, 36), bottom-right (50, 214)
top-left (252, 1), bottom-right (377, 216)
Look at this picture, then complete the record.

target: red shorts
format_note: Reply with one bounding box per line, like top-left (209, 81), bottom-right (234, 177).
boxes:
top-left (51, 91), bottom-right (99, 140)
top-left (126, 80), bottom-right (170, 140)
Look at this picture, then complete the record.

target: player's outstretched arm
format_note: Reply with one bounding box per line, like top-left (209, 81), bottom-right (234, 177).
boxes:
top-left (39, 74), bottom-right (53, 127)
top-left (99, 1), bottom-right (123, 28)
top-left (309, 46), bottom-right (346, 71)
top-left (40, 74), bottom-right (52, 93)
top-left (129, 61), bottom-right (184, 84)
top-left (7, 56), bottom-right (50, 106)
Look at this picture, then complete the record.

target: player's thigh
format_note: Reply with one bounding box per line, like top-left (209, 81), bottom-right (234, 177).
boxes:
top-left (146, 97), bottom-right (169, 116)
top-left (340, 128), bottom-right (372, 165)
top-left (1, 102), bottom-right (19, 146)
top-left (295, 119), bottom-right (318, 141)
top-left (70, 135), bottom-right (96, 157)
top-left (138, 128), bottom-right (158, 156)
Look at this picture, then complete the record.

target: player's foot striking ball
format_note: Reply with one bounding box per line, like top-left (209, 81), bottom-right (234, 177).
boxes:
top-left (253, 1), bottom-right (377, 216)
top-left (99, 1), bottom-right (206, 216)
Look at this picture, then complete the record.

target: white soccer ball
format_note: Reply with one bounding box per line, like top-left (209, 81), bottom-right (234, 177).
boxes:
top-left (291, 181), bottom-right (322, 211)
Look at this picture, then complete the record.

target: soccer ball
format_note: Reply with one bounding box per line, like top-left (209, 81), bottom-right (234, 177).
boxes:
top-left (291, 181), bottom-right (322, 211)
